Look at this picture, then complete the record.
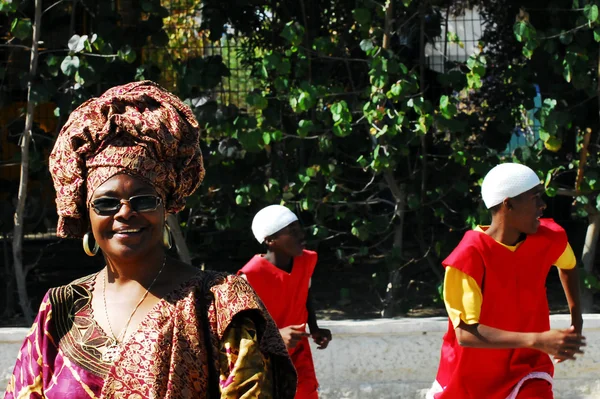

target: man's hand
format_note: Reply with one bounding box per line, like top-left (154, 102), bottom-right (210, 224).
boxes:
top-left (533, 326), bottom-right (586, 362)
top-left (311, 328), bottom-right (332, 349)
top-left (279, 324), bottom-right (310, 349)
top-left (571, 316), bottom-right (584, 335)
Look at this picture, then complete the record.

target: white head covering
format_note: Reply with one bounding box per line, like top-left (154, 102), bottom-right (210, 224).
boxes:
top-left (481, 163), bottom-right (541, 209)
top-left (251, 205), bottom-right (299, 243)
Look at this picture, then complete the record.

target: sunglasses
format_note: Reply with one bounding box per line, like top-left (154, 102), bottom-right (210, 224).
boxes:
top-left (91, 195), bottom-right (162, 216)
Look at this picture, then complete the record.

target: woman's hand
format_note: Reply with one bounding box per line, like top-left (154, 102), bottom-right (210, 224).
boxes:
top-left (532, 326), bottom-right (586, 362)
top-left (311, 328), bottom-right (332, 349)
top-left (279, 324), bottom-right (310, 349)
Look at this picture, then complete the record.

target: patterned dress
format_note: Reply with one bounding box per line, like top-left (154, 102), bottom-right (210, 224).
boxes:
top-left (4, 271), bottom-right (296, 399)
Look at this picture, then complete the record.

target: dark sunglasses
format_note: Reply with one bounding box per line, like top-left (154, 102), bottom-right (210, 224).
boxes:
top-left (91, 195), bottom-right (162, 216)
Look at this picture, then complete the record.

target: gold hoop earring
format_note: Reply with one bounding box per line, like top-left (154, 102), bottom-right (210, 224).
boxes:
top-left (83, 232), bottom-right (99, 256)
top-left (163, 224), bottom-right (172, 249)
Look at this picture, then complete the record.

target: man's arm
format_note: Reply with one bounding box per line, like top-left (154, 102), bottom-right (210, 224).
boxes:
top-left (306, 288), bottom-right (332, 349)
top-left (306, 289), bottom-right (318, 332)
top-left (558, 267), bottom-right (583, 334)
top-left (455, 321), bottom-right (585, 362)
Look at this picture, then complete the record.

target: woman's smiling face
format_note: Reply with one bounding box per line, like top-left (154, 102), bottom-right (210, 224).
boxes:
top-left (88, 173), bottom-right (165, 262)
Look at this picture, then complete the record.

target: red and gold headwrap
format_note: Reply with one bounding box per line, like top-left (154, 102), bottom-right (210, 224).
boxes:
top-left (49, 81), bottom-right (205, 238)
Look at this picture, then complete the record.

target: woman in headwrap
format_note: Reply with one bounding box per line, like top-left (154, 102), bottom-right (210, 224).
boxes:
top-left (4, 81), bottom-right (296, 399)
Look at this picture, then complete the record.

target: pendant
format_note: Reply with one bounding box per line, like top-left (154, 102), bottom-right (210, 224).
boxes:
top-left (102, 342), bottom-right (121, 362)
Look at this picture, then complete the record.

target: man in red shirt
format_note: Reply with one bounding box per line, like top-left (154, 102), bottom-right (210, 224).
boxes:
top-left (428, 163), bottom-right (586, 399)
top-left (239, 205), bottom-right (332, 399)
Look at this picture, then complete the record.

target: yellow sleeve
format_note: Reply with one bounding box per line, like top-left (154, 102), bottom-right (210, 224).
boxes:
top-left (219, 315), bottom-right (273, 399)
top-left (443, 266), bottom-right (483, 329)
top-left (554, 242), bottom-right (576, 270)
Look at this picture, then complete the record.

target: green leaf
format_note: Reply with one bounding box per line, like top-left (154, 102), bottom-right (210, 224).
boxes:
top-left (352, 8), bottom-right (371, 26)
top-left (360, 39), bottom-right (374, 53)
top-left (595, 27), bottom-right (600, 42)
top-left (279, 59), bottom-right (291, 76)
top-left (584, 4), bottom-right (599, 22)
top-left (583, 273), bottom-right (599, 290)
top-left (563, 62), bottom-right (572, 83)
top-left (439, 95), bottom-right (449, 109)
top-left (10, 18), bottom-right (32, 40)
top-left (350, 225), bottom-right (369, 241)
top-left (301, 197), bottom-right (310, 211)
top-left (298, 173), bottom-right (310, 183)
top-left (559, 31), bottom-right (573, 45)
top-left (467, 72), bottom-right (482, 89)
top-left (45, 55), bottom-right (59, 76)
top-left (271, 130), bottom-right (283, 142)
top-left (263, 132), bottom-right (271, 145)
top-left (446, 31), bottom-right (464, 48)
top-left (513, 21), bottom-right (528, 42)
top-left (281, 21), bottom-right (304, 46)
top-left (135, 66), bottom-right (146, 81)
top-left (0, 0), bottom-right (18, 13)
top-left (237, 129), bottom-right (263, 152)
top-left (117, 45), bottom-right (137, 63)
top-left (235, 194), bottom-right (250, 207)
top-left (407, 194), bottom-right (420, 209)
top-left (297, 119), bottom-right (315, 137)
top-left (246, 93), bottom-right (268, 110)
top-left (68, 34), bottom-right (88, 53)
top-left (60, 55), bottom-right (80, 76)
top-left (274, 77), bottom-right (289, 91)
top-left (388, 81), bottom-right (404, 98)
top-left (330, 100), bottom-right (352, 135)
top-left (263, 52), bottom-right (281, 70)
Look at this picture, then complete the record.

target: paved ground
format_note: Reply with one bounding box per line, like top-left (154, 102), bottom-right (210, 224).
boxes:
top-left (1, 316), bottom-right (599, 398)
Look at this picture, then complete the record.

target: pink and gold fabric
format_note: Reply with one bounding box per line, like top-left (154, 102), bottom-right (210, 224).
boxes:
top-left (4, 272), bottom-right (296, 399)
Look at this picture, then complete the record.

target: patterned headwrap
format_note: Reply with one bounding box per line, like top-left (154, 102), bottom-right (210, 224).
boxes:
top-left (49, 81), bottom-right (204, 238)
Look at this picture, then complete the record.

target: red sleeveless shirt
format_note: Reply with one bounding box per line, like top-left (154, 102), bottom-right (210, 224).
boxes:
top-left (434, 219), bottom-right (567, 399)
top-left (238, 250), bottom-right (317, 330)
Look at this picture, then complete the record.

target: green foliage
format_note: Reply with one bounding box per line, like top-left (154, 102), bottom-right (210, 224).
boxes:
top-left (581, 268), bottom-right (600, 292)
top-left (512, 0), bottom-right (600, 220)
top-left (11, 0), bottom-right (578, 315)
top-left (194, 0), bottom-right (506, 314)
top-left (10, 18), bottom-right (31, 40)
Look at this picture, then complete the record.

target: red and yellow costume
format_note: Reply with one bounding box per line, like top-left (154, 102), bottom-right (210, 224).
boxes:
top-left (430, 219), bottom-right (576, 399)
top-left (239, 249), bottom-right (319, 399)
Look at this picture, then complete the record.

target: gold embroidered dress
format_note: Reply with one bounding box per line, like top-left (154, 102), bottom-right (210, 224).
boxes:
top-left (4, 272), bottom-right (296, 399)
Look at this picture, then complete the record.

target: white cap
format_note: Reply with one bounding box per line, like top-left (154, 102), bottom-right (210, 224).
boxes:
top-left (481, 163), bottom-right (541, 209)
top-left (251, 205), bottom-right (299, 243)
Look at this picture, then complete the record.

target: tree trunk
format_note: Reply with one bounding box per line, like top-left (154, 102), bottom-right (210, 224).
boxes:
top-left (12, 0), bottom-right (42, 324)
top-left (167, 214), bottom-right (192, 264)
top-left (581, 210), bottom-right (600, 313)
top-left (381, 183), bottom-right (406, 318)
top-left (381, 268), bottom-right (402, 318)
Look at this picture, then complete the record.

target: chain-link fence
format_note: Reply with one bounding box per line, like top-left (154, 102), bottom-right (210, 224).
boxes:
top-left (425, 7), bottom-right (484, 74)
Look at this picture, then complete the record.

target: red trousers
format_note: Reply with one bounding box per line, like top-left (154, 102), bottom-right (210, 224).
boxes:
top-left (515, 379), bottom-right (553, 399)
top-left (291, 338), bottom-right (319, 399)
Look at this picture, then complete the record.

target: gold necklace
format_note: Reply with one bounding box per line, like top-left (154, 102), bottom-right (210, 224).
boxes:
top-left (101, 257), bottom-right (166, 363)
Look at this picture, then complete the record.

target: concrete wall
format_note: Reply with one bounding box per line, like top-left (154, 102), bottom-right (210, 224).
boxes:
top-left (1, 315), bottom-right (599, 398)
